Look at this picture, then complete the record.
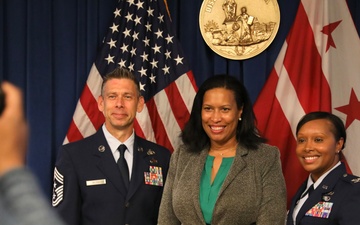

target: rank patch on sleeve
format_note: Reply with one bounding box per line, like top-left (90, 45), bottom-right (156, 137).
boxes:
top-left (52, 167), bottom-right (64, 207)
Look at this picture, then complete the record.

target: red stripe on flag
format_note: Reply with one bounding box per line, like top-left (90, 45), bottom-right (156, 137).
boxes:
top-left (80, 85), bottom-right (104, 129)
top-left (186, 71), bottom-right (198, 92)
top-left (284, 3), bottom-right (331, 112)
top-left (66, 120), bottom-right (84, 143)
top-left (145, 98), bottom-right (173, 152)
top-left (134, 119), bottom-right (146, 139)
top-left (254, 67), bottom-right (279, 134)
top-left (164, 82), bottom-right (190, 130)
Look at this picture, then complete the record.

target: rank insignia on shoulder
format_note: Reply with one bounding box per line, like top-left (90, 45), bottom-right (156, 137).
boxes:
top-left (144, 166), bottom-right (163, 186)
top-left (52, 167), bottom-right (64, 207)
top-left (342, 174), bottom-right (360, 184)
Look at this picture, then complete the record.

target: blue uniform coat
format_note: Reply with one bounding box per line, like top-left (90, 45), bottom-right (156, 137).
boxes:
top-left (52, 129), bottom-right (171, 225)
top-left (286, 163), bottom-right (360, 225)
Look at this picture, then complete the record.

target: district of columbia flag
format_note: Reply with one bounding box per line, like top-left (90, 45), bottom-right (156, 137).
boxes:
top-left (254, 0), bottom-right (360, 207)
top-left (63, 0), bottom-right (197, 152)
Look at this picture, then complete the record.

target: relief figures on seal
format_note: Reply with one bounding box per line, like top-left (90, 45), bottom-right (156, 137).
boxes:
top-left (199, 0), bottom-right (280, 60)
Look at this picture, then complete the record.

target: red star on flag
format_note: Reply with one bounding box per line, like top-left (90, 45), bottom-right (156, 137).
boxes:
top-left (321, 20), bottom-right (342, 52)
top-left (335, 88), bottom-right (360, 128)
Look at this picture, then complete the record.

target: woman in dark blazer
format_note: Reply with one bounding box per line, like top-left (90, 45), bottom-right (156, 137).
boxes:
top-left (287, 111), bottom-right (360, 225)
top-left (158, 75), bottom-right (287, 225)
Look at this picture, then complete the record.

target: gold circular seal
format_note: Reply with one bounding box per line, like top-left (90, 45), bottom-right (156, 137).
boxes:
top-left (199, 0), bottom-right (280, 60)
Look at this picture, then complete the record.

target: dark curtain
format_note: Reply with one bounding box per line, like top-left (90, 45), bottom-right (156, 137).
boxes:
top-left (0, 0), bottom-right (359, 198)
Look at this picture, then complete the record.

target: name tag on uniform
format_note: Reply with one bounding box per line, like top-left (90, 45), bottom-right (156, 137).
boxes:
top-left (305, 202), bottom-right (333, 218)
top-left (86, 179), bottom-right (107, 186)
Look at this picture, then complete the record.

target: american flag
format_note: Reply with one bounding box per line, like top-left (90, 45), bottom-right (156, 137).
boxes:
top-left (254, 0), bottom-right (360, 207)
top-left (64, 0), bottom-right (197, 152)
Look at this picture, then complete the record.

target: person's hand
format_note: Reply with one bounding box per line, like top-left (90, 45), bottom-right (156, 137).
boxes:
top-left (0, 82), bottom-right (28, 176)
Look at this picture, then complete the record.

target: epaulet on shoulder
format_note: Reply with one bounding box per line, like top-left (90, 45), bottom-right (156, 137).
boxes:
top-left (341, 173), bottom-right (360, 185)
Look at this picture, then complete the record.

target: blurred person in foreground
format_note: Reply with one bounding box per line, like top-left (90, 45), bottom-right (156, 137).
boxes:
top-left (158, 74), bottom-right (287, 225)
top-left (52, 67), bottom-right (171, 225)
top-left (286, 111), bottom-right (360, 225)
top-left (0, 82), bottom-right (65, 225)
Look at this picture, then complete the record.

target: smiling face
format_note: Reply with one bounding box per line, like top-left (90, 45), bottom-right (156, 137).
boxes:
top-left (201, 88), bottom-right (242, 148)
top-left (296, 119), bottom-right (344, 181)
top-left (98, 78), bottom-right (144, 138)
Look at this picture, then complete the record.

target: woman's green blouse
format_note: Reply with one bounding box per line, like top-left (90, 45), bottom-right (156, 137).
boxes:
top-left (199, 155), bottom-right (234, 224)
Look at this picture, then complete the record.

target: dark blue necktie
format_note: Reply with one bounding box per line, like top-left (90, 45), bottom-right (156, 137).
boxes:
top-left (117, 144), bottom-right (129, 190)
top-left (300, 184), bottom-right (314, 199)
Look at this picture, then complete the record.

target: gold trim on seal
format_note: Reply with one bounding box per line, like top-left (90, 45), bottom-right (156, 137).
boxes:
top-left (199, 0), bottom-right (280, 60)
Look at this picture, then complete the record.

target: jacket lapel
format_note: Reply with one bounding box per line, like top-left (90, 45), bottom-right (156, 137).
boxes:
top-left (92, 129), bottom-right (128, 196)
top-left (190, 146), bottom-right (248, 223)
top-left (218, 146), bottom-right (247, 195)
top-left (191, 149), bottom-right (208, 223)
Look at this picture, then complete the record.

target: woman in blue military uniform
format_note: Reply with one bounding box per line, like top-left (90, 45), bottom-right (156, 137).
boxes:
top-left (287, 111), bottom-right (360, 225)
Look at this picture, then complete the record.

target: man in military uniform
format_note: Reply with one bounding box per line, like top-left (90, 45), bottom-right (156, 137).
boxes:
top-left (52, 67), bottom-right (171, 225)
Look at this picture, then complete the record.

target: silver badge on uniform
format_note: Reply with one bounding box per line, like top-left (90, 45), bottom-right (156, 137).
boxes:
top-left (98, 145), bottom-right (105, 152)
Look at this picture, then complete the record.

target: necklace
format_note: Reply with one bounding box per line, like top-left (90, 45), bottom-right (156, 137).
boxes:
top-left (209, 147), bottom-right (236, 156)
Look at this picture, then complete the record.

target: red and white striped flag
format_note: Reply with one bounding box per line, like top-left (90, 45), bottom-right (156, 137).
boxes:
top-left (63, 0), bottom-right (197, 152)
top-left (254, 0), bottom-right (360, 207)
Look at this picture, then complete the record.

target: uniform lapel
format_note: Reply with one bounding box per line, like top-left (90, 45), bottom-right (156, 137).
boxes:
top-left (295, 164), bottom-right (345, 224)
top-left (92, 130), bottom-right (127, 196)
top-left (286, 182), bottom-right (306, 225)
top-left (126, 136), bottom-right (156, 200)
top-left (295, 186), bottom-right (324, 223)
